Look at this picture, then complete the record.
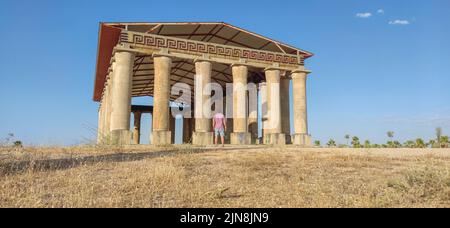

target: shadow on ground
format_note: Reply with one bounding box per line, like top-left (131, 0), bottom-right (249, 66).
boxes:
top-left (0, 147), bottom-right (242, 176)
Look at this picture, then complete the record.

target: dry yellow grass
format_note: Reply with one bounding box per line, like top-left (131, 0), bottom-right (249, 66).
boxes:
top-left (0, 145), bottom-right (449, 208)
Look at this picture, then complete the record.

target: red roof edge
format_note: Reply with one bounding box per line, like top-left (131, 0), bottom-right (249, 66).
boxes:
top-left (92, 23), bottom-right (123, 102)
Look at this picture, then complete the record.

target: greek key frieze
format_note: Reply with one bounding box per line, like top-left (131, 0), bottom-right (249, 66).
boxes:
top-left (120, 32), bottom-right (301, 65)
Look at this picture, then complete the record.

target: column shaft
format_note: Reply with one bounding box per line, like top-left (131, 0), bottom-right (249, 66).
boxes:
top-left (260, 82), bottom-right (269, 142)
top-left (152, 55), bottom-right (172, 145)
top-left (110, 51), bottom-right (135, 144)
top-left (248, 84), bottom-right (259, 144)
top-left (105, 73), bottom-right (113, 135)
top-left (266, 69), bottom-right (282, 133)
top-left (194, 61), bottom-right (212, 132)
top-left (292, 71), bottom-right (311, 146)
top-left (183, 118), bottom-right (193, 144)
top-left (170, 115), bottom-right (176, 144)
top-left (292, 72), bottom-right (308, 134)
top-left (133, 112), bottom-right (142, 145)
top-left (280, 78), bottom-right (292, 144)
top-left (265, 69), bottom-right (285, 145)
top-left (232, 65), bottom-right (248, 133)
top-left (193, 60), bottom-right (214, 145)
top-left (97, 105), bottom-right (104, 144)
top-left (231, 65), bottom-right (251, 145)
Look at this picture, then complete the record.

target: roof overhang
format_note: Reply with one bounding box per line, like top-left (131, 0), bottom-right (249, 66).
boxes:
top-left (93, 22), bottom-right (313, 102)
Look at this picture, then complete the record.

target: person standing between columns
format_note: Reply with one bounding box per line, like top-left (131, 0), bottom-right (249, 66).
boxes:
top-left (212, 111), bottom-right (227, 146)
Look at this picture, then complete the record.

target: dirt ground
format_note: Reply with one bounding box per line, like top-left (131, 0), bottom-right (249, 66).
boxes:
top-left (0, 145), bottom-right (449, 208)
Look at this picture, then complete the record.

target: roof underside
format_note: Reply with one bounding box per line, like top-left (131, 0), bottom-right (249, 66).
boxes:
top-left (94, 22), bottom-right (313, 102)
top-left (130, 55), bottom-right (264, 102)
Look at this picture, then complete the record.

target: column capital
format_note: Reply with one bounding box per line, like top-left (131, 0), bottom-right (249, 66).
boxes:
top-left (230, 63), bottom-right (250, 68)
top-left (264, 66), bottom-right (283, 72)
top-left (193, 54), bottom-right (212, 63)
top-left (291, 68), bottom-right (312, 75)
top-left (152, 53), bottom-right (173, 59)
top-left (113, 44), bottom-right (140, 55)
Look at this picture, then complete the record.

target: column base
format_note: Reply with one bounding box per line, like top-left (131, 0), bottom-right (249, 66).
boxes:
top-left (285, 135), bottom-right (292, 144)
top-left (192, 132), bottom-right (214, 146)
top-left (132, 131), bottom-right (140, 145)
top-left (264, 133), bottom-right (286, 145)
top-left (230, 132), bottom-right (252, 145)
top-left (152, 131), bottom-right (172, 146)
top-left (292, 134), bottom-right (312, 147)
top-left (110, 130), bottom-right (131, 145)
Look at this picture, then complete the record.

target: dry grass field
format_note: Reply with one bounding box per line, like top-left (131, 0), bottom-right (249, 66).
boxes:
top-left (0, 145), bottom-right (449, 208)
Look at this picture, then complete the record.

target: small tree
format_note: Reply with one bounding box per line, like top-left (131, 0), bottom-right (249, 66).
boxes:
top-left (415, 138), bottom-right (426, 148)
top-left (13, 141), bottom-right (23, 148)
top-left (404, 140), bottom-right (415, 148)
top-left (387, 131), bottom-right (395, 147)
top-left (345, 134), bottom-right (350, 147)
top-left (327, 139), bottom-right (337, 147)
top-left (314, 140), bottom-right (321, 147)
top-left (436, 127), bottom-right (442, 147)
top-left (428, 139), bottom-right (436, 148)
top-left (351, 136), bottom-right (361, 148)
top-left (440, 136), bottom-right (449, 148)
top-left (364, 140), bottom-right (371, 148)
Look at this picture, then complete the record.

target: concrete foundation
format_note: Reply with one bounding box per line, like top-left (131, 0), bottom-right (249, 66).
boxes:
top-left (230, 132), bottom-right (252, 145)
top-left (110, 130), bottom-right (131, 145)
top-left (192, 132), bottom-right (214, 146)
top-left (152, 130), bottom-right (172, 146)
top-left (265, 133), bottom-right (286, 145)
top-left (292, 134), bottom-right (312, 147)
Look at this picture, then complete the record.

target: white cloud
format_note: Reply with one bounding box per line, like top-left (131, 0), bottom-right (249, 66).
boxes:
top-left (356, 12), bottom-right (372, 18)
top-left (389, 20), bottom-right (410, 25)
top-left (377, 9), bottom-right (385, 14)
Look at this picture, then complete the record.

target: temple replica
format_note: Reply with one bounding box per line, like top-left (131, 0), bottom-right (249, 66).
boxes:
top-left (93, 22), bottom-right (313, 146)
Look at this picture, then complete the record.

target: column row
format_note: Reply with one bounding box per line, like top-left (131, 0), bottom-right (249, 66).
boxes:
top-left (97, 51), bottom-right (311, 146)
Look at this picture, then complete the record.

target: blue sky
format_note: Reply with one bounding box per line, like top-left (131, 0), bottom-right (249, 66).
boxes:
top-left (0, 0), bottom-right (449, 145)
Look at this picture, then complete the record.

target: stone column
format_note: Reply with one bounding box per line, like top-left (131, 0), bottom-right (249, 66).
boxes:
top-left (183, 118), bottom-right (193, 144)
top-left (280, 77), bottom-right (292, 144)
top-left (110, 51), bottom-right (135, 145)
top-left (133, 111), bottom-right (142, 145)
top-left (102, 73), bottom-right (112, 143)
top-left (152, 55), bottom-right (172, 145)
top-left (231, 65), bottom-right (251, 145)
top-left (192, 60), bottom-right (214, 145)
top-left (260, 82), bottom-right (269, 144)
top-left (170, 115), bottom-right (176, 144)
top-left (106, 73), bottom-right (113, 135)
top-left (225, 87), bottom-right (233, 144)
top-left (291, 70), bottom-right (311, 147)
top-left (149, 113), bottom-right (154, 144)
top-left (264, 68), bottom-right (285, 145)
top-left (97, 104), bottom-right (104, 144)
top-left (248, 84), bottom-right (259, 144)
